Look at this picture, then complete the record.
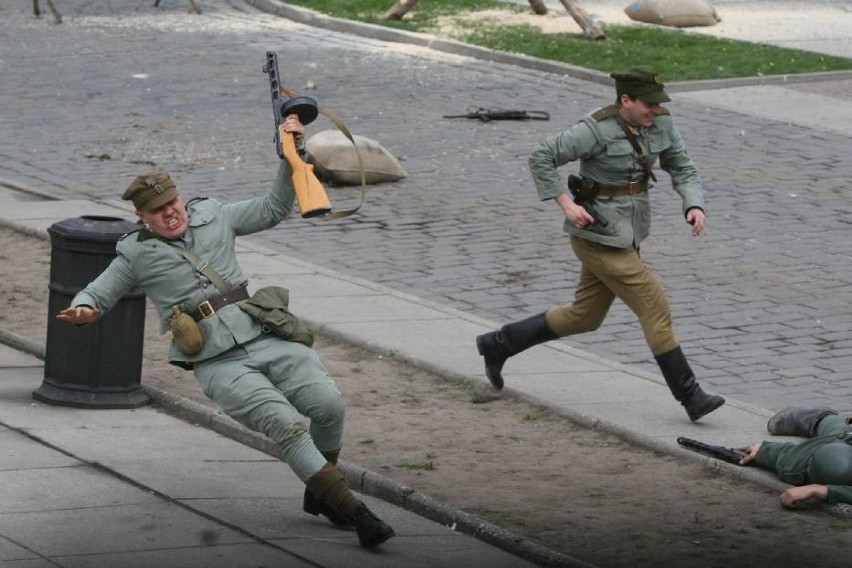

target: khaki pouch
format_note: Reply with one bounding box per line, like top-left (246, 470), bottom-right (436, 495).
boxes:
top-left (170, 306), bottom-right (203, 356)
top-left (237, 286), bottom-right (314, 347)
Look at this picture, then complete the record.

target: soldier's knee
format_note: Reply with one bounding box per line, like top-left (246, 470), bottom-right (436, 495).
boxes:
top-left (547, 307), bottom-right (606, 336)
top-left (301, 382), bottom-right (345, 426)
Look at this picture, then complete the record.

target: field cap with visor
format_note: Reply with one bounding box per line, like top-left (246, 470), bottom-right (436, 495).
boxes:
top-left (611, 65), bottom-right (671, 104)
top-left (122, 171), bottom-right (179, 211)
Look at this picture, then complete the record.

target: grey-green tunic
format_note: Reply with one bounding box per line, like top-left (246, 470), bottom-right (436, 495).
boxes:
top-left (73, 161), bottom-right (295, 365)
top-left (528, 106), bottom-right (704, 248)
top-left (755, 415), bottom-right (852, 505)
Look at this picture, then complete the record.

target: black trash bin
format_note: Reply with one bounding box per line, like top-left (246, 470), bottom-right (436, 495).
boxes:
top-left (33, 215), bottom-right (150, 408)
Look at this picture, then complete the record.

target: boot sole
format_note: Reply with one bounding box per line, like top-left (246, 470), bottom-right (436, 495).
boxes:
top-left (304, 503), bottom-right (355, 530)
top-left (689, 397), bottom-right (725, 423)
top-left (361, 528), bottom-right (396, 549)
top-left (475, 335), bottom-right (504, 390)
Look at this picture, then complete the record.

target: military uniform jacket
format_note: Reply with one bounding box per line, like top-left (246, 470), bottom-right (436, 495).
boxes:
top-left (528, 105), bottom-right (704, 248)
top-left (72, 161), bottom-right (296, 365)
top-left (754, 431), bottom-right (852, 505)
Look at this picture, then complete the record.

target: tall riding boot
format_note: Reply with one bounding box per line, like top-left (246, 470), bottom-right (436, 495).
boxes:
top-left (304, 450), bottom-right (353, 529)
top-left (305, 463), bottom-right (395, 549)
top-left (767, 407), bottom-right (837, 437)
top-left (655, 346), bottom-right (725, 422)
top-left (476, 312), bottom-right (557, 390)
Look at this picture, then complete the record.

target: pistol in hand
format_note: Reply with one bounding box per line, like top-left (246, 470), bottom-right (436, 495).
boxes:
top-left (567, 175), bottom-right (608, 228)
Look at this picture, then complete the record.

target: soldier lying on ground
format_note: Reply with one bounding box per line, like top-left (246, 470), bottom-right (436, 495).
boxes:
top-left (56, 114), bottom-right (394, 549)
top-left (739, 407), bottom-right (852, 508)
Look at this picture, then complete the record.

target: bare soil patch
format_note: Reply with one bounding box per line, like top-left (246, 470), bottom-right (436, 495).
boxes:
top-left (2, 225), bottom-right (851, 568)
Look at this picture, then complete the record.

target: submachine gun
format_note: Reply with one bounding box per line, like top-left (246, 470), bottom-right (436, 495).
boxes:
top-left (677, 437), bottom-right (748, 465)
top-left (567, 174), bottom-right (607, 228)
top-left (262, 51), bottom-right (364, 219)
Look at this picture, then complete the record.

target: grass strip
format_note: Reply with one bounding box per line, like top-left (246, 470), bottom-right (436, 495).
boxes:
top-left (278, 0), bottom-right (852, 80)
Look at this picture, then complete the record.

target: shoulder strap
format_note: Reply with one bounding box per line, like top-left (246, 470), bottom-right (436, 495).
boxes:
top-left (279, 86), bottom-right (367, 220)
top-left (316, 105), bottom-right (367, 220)
top-left (166, 242), bottom-right (231, 295)
top-left (615, 115), bottom-right (657, 182)
top-left (591, 104), bottom-right (620, 122)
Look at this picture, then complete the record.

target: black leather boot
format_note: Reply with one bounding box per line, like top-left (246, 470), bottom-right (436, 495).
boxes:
top-left (655, 346), bottom-right (725, 422)
top-left (305, 464), bottom-right (395, 549)
top-left (352, 502), bottom-right (396, 549)
top-left (767, 407), bottom-right (836, 437)
top-left (476, 312), bottom-right (557, 390)
top-left (304, 450), bottom-right (353, 529)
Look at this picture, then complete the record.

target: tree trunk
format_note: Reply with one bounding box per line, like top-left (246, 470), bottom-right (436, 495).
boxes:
top-left (558, 0), bottom-right (605, 40)
top-left (528, 0), bottom-right (548, 15)
top-left (384, 0), bottom-right (420, 21)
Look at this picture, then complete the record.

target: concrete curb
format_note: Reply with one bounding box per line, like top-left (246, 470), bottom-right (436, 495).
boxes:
top-left (3, 216), bottom-right (850, 523)
top-left (0, 329), bottom-right (590, 568)
top-left (3, 200), bottom-right (851, 522)
top-left (245, 0), bottom-right (852, 89)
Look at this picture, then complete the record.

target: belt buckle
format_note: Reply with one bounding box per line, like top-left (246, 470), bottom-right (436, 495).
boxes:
top-left (197, 300), bottom-right (215, 319)
top-left (628, 180), bottom-right (642, 194)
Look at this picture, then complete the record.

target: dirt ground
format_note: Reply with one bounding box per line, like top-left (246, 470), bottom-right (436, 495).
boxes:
top-left (2, 225), bottom-right (851, 568)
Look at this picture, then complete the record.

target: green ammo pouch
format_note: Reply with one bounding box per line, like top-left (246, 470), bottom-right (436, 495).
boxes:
top-left (237, 286), bottom-right (314, 347)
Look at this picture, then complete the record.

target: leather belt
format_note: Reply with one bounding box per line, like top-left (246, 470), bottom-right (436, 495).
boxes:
top-left (597, 180), bottom-right (647, 197)
top-left (190, 285), bottom-right (250, 322)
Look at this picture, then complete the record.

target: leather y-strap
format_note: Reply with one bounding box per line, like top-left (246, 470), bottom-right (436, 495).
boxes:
top-left (166, 242), bottom-right (231, 295)
top-left (616, 115), bottom-right (657, 183)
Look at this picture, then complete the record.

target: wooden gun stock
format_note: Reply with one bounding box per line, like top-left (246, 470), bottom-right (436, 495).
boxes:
top-left (278, 125), bottom-right (331, 218)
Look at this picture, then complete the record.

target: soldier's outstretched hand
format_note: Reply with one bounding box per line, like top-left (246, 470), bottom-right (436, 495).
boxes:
top-left (686, 207), bottom-right (706, 236)
top-left (780, 484), bottom-right (828, 509)
top-left (57, 305), bottom-right (100, 325)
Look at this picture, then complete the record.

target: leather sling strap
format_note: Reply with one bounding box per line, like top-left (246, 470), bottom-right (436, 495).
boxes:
top-left (281, 87), bottom-right (367, 220)
top-left (166, 242), bottom-right (231, 295)
top-left (615, 115), bottom-right (657, 183)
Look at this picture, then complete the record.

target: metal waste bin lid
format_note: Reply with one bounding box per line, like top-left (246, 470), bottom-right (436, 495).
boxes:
top-left (48, 215), bottom-right (141, 244)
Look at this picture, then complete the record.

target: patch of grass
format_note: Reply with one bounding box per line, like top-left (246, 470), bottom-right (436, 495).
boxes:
top-left (521, 409), bottom-right (553, 422)
top-left (282, 0), bottom-right (502, 29)
top-left (396, 459), bottom-right (435, 470)
top-left (458, 22), bottom-right (852, 80)
top-left (278, 0), bottom-right (852, 80)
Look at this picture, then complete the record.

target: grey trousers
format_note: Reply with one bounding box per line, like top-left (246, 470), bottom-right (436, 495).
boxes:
top-left (193, 333), bottom-right (345, 482)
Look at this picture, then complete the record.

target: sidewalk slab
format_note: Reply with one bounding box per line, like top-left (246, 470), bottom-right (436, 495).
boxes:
top-left (0, 368), bottom-right (542, 567)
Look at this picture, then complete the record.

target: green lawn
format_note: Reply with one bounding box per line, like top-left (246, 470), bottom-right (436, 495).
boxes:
top-left (279, 0), bottom-right (852, 80)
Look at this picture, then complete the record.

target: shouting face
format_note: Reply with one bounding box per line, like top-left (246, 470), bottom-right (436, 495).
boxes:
top-left (138, 196), bottom-right (189, 240)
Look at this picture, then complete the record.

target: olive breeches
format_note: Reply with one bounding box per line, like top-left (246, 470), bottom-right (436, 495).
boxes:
top-left (545, 236), bottom-right (678, 357)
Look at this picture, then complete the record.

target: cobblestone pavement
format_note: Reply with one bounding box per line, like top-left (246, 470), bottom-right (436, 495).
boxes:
top-left (3, 0), bottom-right (852, 411)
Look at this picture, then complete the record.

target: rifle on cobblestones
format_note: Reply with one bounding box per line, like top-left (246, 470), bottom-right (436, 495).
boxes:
top-left (443, 106), bottom-right (550, 122)
top-left (677, 437), bottom-right (748, 465)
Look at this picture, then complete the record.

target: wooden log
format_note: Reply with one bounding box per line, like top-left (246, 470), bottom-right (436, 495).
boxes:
top-left (384, 0), bottom-right (420, 21)
top-left (528, 0), bottom-right (548, 15)
top-left (558, 0), bottom-right (605, 40)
